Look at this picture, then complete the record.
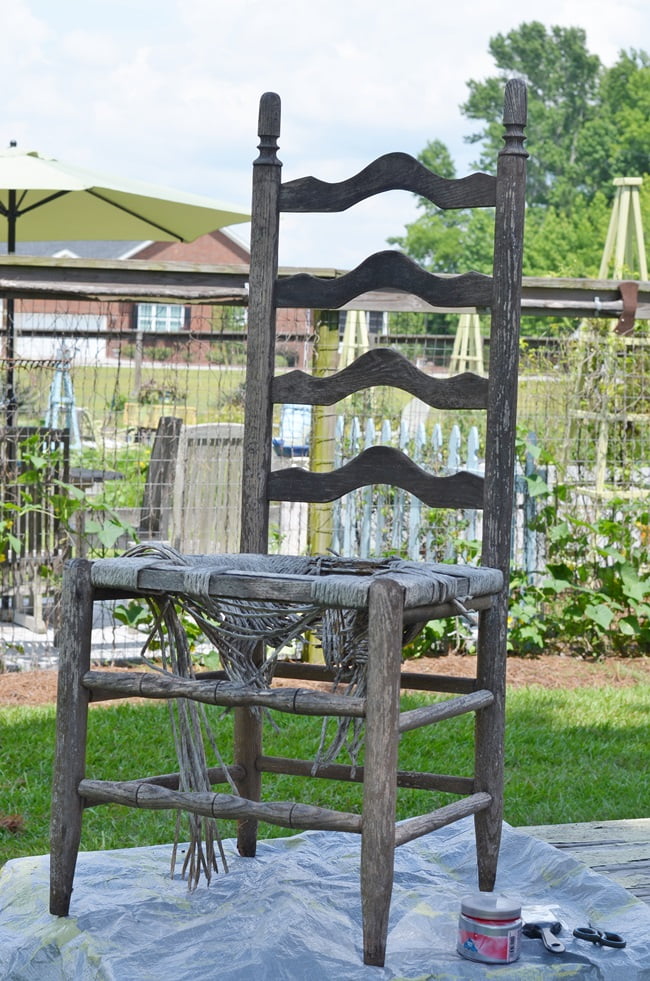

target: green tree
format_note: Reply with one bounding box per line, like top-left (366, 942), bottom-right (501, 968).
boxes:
top-left (522, 193), bottom-right (611, 278)
top-left (393, 22), bottom-right (650, 307)
top-left (390, 140), bottom-right (462, 272)
top-left (461, 22), bottom-right (602, 207)
top-left (461, 26), bottom-right (650, 208)
top-left (388, 139), bottom-right (495, 278)
top-left (577, 50), bottom-right (650, 192)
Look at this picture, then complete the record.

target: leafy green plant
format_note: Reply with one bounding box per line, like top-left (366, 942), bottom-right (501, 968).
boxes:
top-left (150, 346), bottom-right (173, 363)
top-left (206, 341), bottom-right (247, 366)
top-left (507, 571), bottom-right (548, 655)
top-left (77, 444), bottom-right (150, 510)
top-left (509, 439), bottom-right (650, 657)
top-left (0, 433), bottom-right (135, 566)
top-left (137, 380), bottom-right (185, 405)
top-left (406, 434), bottom-right (650, 661)
top-left (403, 617), bottom-right (474, 658)
top-left (111, 597), bottom-right (212, 663)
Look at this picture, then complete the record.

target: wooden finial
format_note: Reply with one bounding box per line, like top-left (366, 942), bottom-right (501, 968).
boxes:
top-left (500, 79), bottom-right (528, 158)
top-left (255, 92), bottom-right (281, 166)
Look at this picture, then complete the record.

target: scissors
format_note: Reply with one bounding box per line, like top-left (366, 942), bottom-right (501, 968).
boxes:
top-left (573, 926), bottom-right (626, 949)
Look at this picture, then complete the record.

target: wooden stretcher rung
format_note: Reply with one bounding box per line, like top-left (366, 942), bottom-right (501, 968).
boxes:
top-left (78, 778), bottom-right (363, 834)
top-left (83, 669), bottom-right (366, 717)
top-left (257, 755), bottom-right (475, 796)
top-left (394, 792), bottom-right (492, 847)
top-left (398, 689), bottom-right (494, 733)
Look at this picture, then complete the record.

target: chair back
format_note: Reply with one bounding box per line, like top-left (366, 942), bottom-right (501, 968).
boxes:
top-left (242, 82), bottom-right (527, 586)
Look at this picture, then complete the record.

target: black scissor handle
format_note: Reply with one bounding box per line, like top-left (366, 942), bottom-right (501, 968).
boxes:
top-left (573, 926), bottom-right (626, 949)
top-left (522, 921), bottom-right (565, 954)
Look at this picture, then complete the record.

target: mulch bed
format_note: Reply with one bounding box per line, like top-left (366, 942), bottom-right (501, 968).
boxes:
top-left (2, 654), bottom-right (649, 706)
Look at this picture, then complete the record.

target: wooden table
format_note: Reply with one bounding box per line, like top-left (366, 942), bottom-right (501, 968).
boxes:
top-left (522, 818), bottom-right (650, 903)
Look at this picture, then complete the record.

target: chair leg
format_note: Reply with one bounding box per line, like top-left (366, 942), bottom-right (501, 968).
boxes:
top-left (473, 603), bottom-right (507, 889)
top-left (233, 704), bottom-right (262, 857)
top-left (49, 559), bottom-right (94, 915)
top-left (473, 728), bottom-right (504, 890)
top-left (361, 578), bottom-right (403, 966)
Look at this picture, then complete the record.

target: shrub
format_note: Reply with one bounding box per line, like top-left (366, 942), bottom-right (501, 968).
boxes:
top-left (404, 438), bottom-right (650, 661)
top-left (508, 440), bottom-right (650, 658)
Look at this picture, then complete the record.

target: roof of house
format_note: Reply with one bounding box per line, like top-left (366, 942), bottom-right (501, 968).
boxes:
top-left (0, 227), bottom-right (250, 261)
top-left (0, 240), bottom-right (146, 259)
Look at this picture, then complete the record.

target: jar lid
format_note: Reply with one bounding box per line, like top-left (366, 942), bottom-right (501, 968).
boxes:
top-left (461, 892), bottom-right (521, 919)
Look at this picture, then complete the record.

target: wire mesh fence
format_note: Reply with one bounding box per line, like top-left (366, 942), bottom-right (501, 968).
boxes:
top-left (0, 294), bottom-right (648, 663)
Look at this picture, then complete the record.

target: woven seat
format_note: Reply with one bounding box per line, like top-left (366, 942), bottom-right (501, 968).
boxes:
top-left (90, 552), bottom-right (503, 609)
top-left (50, 81), bottom-right (528, 967)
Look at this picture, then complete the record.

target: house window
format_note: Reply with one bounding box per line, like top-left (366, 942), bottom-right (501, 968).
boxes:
top-left (137, 303), bottom-right (185, 333)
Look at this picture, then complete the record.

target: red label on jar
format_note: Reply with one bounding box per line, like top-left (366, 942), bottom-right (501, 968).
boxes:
top-left (457, 914), bottom-right (521, 963)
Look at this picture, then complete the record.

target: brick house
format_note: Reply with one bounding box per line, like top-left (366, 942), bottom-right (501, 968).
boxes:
top-left (4, 231), bottom-right (311, 368)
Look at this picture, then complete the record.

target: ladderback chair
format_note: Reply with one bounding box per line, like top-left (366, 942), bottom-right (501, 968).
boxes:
top-left (50, 80), bottom-right (527, 967)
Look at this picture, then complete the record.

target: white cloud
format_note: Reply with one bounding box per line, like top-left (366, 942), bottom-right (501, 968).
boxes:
top-left (60, 28), bottom-right (121, 67)
top-left (0, 0), bottom-right (50, 66)
top-left (1, 0), bottom-right (648, 265)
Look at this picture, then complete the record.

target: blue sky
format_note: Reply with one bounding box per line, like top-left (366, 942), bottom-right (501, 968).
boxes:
top-left (3, 0), bottom-right (648, 268)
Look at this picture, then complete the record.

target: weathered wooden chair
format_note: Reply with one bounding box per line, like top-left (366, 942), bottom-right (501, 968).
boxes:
top-left (50, 80), bottom-right (527, 967)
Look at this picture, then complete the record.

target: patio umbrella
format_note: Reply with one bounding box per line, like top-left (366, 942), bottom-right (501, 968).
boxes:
top-left (0, 143), bottom-right (250, 424)
top-left (0, 144), bottom-right (249, 248)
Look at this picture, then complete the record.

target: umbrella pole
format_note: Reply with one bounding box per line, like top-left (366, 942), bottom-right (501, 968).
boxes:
top-left (4, 295), bottom-right (16, 428)
top-left (4, 190), bottom-right (17, 428)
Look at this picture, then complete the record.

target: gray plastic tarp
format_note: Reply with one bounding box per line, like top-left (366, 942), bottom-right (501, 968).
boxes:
top-left (1, 818), bottom-right (650, 979)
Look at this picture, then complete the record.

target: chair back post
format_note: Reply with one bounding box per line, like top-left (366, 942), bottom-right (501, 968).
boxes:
top-left (474, 78), bottom-right (527, 881)
top-left (241, 91), bottom-right (282, 554)
top-left (483, 77), bottom-right (528, 578)
top-left (235, 93), bottom-right (282, 856)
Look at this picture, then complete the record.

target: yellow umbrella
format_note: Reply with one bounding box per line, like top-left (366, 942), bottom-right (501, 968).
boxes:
top-left (0, 144), bottom-right (249, 247)
top-left (0, 143), bottom-right (250, 423)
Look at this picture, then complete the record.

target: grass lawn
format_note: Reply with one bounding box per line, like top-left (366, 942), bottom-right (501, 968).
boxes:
top-left (2, 681), bottom-right (649, 870)
top-left (16, 362), bottom-right (248, 431)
